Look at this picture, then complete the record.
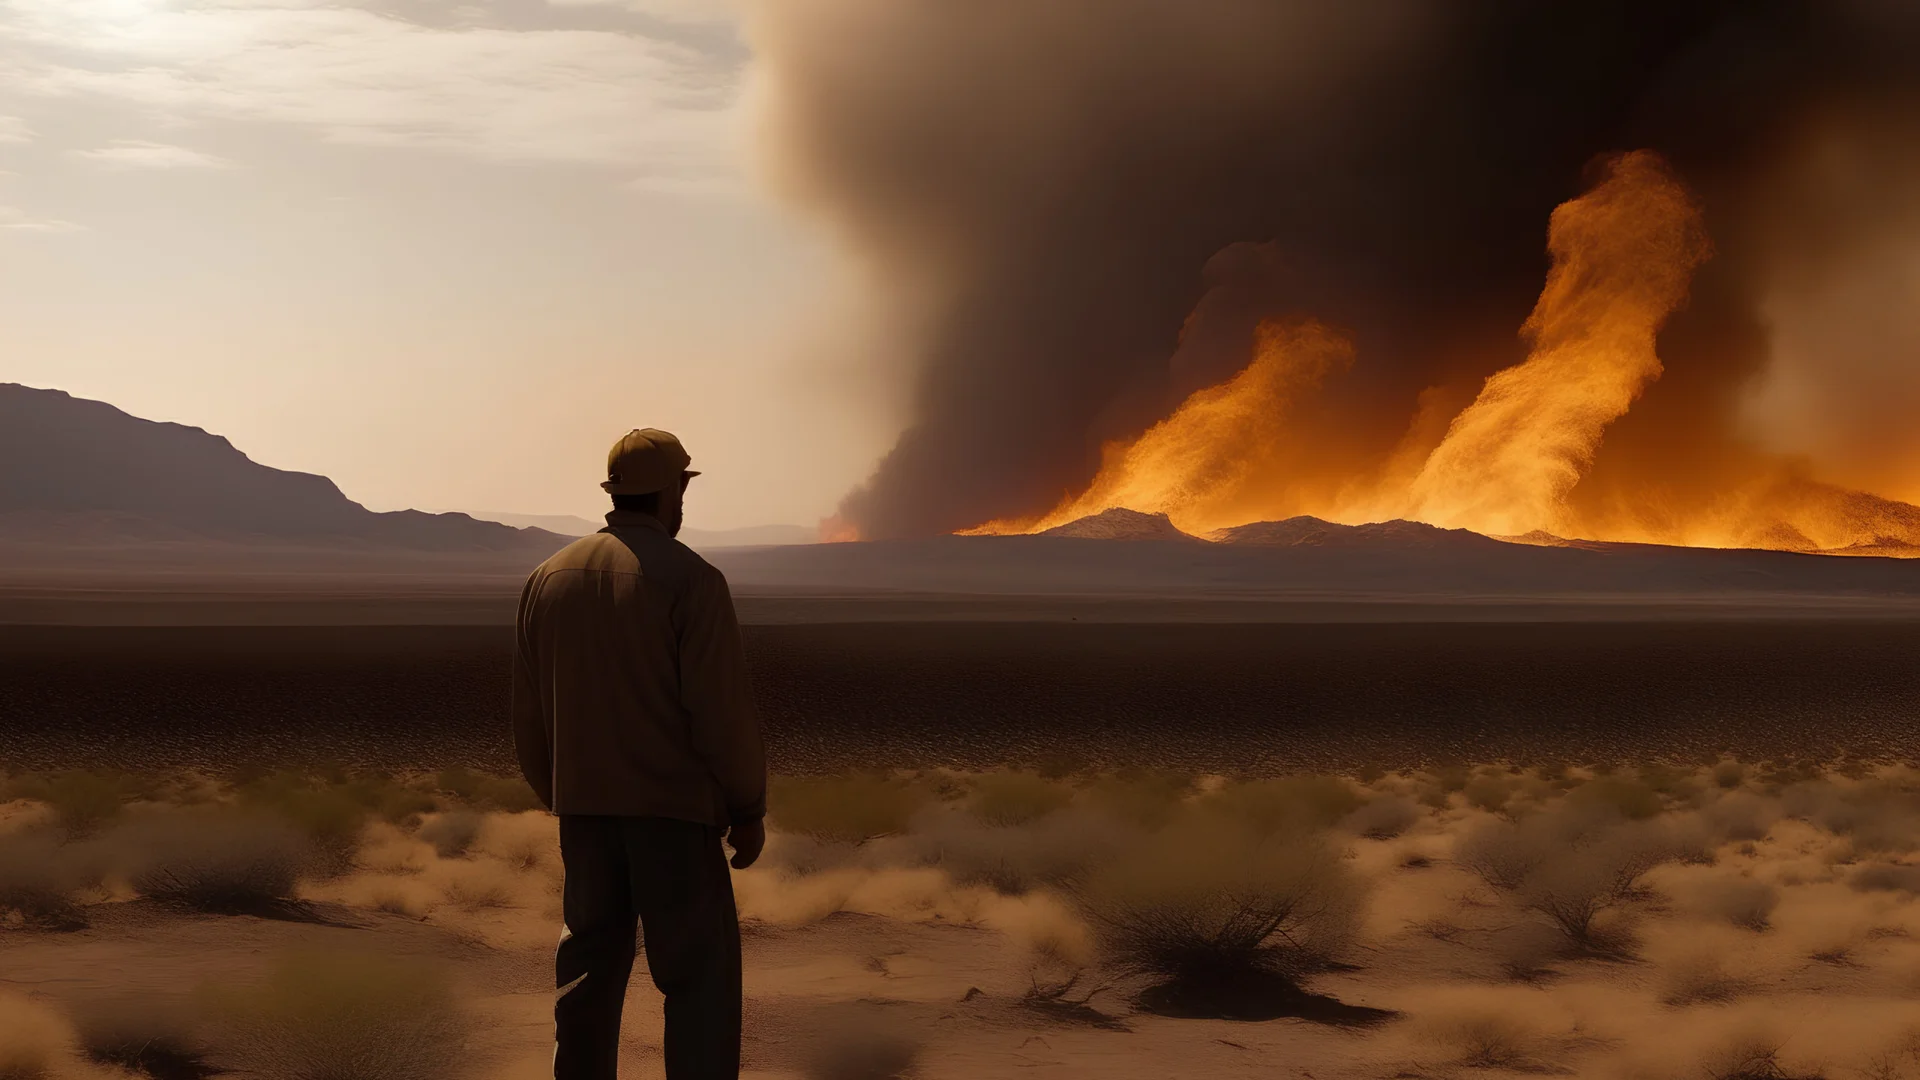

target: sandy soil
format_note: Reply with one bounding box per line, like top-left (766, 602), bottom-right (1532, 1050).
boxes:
top-left (4, 766), bottom-right (1919, 1079)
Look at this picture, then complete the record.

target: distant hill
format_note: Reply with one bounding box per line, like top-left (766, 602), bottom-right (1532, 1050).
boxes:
top-left (1038, 508), bottom-right (1195, 541)
top-left (461, 511), bottom-right (818, 549)
top-left (0, 384), bottom-right (566, 554)
top-left (1211, 515), bottom-right (1508, 551)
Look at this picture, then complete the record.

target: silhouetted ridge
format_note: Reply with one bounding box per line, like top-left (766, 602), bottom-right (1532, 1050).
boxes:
top-left (1210, 516), bottom-right (1508, 551)
top-left (0, 383), bottom-right (563, 553)
top-left (1038, 508), bottom-right (1197, 541)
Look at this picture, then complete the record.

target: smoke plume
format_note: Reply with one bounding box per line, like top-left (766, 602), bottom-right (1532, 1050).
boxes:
top-left (749, 1), bottom-right (1920, 542)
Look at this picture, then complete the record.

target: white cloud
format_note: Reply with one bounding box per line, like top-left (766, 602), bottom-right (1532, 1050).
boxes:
top-left (75, 139), bottom-right (230, 169)
top-left (546, 0), bottom-right (740, 24)
top-left (0, 204), bottom-right (81, 232)
top-left (0, 115), bottom-right (32, 143)
top-left (0, 0), bottom-right (745, 177)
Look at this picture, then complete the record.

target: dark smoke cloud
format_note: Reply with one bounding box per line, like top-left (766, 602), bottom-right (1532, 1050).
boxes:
top-left (750, 0), bottom-right (1920, 538)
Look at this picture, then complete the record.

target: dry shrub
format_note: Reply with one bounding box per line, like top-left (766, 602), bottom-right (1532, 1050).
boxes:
top-left (1203, 775), bottom-right (1365, 835)
top-left (1075, 820), bottom-right (1364, 997)
top-left (921, 806), bottom-right (1130, 895)
top-left (415, 811), bottom-right (483, 859)
top-left (770, 775), bottom-right (928, 844)
top-left (967, 772), bottom-right (1072, 827)
top-left (1083, 771), bottom-right (1192, 829)
top-left (3, 770), bottom-right (140, 837)
top-left (1699, 1032), bottom-right (1818, 1080)
top-left (470, 812), bottom-right (557, 873)
top-left (201, 950), bottom-right (471, 1080)
top-left (1464, 771), bottom-right (1518, 814)
top-left (1784, 780), bottom-right (1920, 855)
top-left (1690, 875), bottom-right (1781, 931)
top-left (1850, 863), bottom-right (1920, 894)
top-left (1714, 759), bottom-right (1749, 789)
top-left (69, 995), bottom-right (213, 1080)
top-left (109, 812), bottom-right (309, 915)
top-left (0, 830), bottom-right (88, 931)
top-left (233, 772), bottom-right (373, 874)
top-left (1659, 948), bottom-right (1751, 1006)
top-left (1461, 809), bottom-right (1696, 953)
top-left (0, 990), bottom-right (84, 1080)
top-left (1567, 776), bottom-right (1666, 820)
top-left (1420, 1005), bottom-right (1545, 1068)
top-left (437, 861), bottom-right (518, 911)
top-left (1341, 796), bottom-right (1423, 840)
top-left (431, 767), bottom-right (543, 813)
top-left (1702, 792), bottom-right (1782, 843)
top-left (1486, 921), bottom-right (1572, 982)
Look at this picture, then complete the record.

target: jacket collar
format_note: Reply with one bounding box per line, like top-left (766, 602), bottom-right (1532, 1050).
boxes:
top-left (603, 510), bottom-right (670, 536)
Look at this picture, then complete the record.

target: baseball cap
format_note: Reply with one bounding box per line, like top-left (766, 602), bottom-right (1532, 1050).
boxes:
top-left (601, 428), bottom-right (700, 495)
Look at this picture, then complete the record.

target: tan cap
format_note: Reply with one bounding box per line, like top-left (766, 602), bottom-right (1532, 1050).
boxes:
top-left (601, 428), bottom-right (699, 495)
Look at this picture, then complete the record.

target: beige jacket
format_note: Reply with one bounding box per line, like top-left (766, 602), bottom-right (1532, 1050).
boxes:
top-left (510, 511), bottom-right (766, 825)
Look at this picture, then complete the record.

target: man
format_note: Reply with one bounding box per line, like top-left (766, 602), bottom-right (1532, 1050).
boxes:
top-left (511, 427), bottom-right (767, 1080)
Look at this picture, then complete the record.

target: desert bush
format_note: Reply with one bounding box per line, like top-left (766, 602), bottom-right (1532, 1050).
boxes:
top-left (70, 995), bottom-right (213, 1080)
top-left (1659, 948), bottom-right (1749, 1006)
top-left (1850, 863), bottom-right (1920, 894)
top-left (1456, 819), bottom-right (1553, 892)
top-left (0, 830), bottom-right (88, 931)
top-left (416, 810), bottom-right (484, 859)
top-left (431, 767), bottom-right (543, 813)
top-left (111, 812), bottom-right (309, 914)
top-left (1567, 776), bottom-right (1665, 820)
top-left (1702, 792), bottom-right (1781, 843)
top-left (967, 773), bottom-right (1072, 827)
top-left (923, 806), bottom-right (1129, 895)
top-left (1083, 771), bottom-right (1192, 829)
top-left (4, 769), bottom-right (143, 836)
top-left (1341, 796), bottom-right (1423, 840)
top-left (1421, 1006), bottom-right (1543, 1067)
top-left (1033, 752), bottom-right (1090, 781)
top-left (1076, 820), bottom-right (1364, 996)
top-left (1464, 771), bottom-right (1517, 814)
top-left (1692, 876), bottom-right (1780, 931)
top-left (1203, 775), bottom-right (1364, 835)
top-left (201, 950), bottom-right (471, 1080)
top-left (235, 771), bottom-right (372, 872)
top-left (1486, 920), bottom-right (1571, 982)
top-left (1699, 1032), bottom-right (1817, 1080)
top-left (1713, 759), bottom-right (1748, 789)
top-left (770, 775), bottom-right (928, 844)
top-left (1519, 838), bottom-right (1667, 952)
top-left (0, 989), bottom-right (82, 1080)
top-left (438, 862), bottom-right (518, 911)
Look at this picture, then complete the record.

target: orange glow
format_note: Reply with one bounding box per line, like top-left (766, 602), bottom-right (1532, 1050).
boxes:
top-left (957, 151), bottom-right (1920, 556)
top-left (818, 515), bottom-right (862, 543)
top-left (961, 321), bottom-right (1352, 536)
top-left (1405, 152), bottom-right (1710, 536)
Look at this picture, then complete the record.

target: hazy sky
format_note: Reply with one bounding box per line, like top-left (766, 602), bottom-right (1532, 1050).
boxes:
top-left (0, 0), bottom-right (898, 530)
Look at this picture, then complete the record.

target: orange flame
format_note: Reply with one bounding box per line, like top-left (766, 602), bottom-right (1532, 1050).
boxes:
top-left (1404, 152), bottom-right (1711, 536)
top-left (955, 150), bottom-right (1920, 555)
top-left (962, 321), bottom-right (1352, 535)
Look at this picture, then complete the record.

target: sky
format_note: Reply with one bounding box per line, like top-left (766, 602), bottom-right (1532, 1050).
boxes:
top-left (0, 0), bottom-right (898, 531)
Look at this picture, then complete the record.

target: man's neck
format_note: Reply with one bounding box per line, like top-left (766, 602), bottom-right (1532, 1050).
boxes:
top-left (604, 509), bottom-right (670, 535)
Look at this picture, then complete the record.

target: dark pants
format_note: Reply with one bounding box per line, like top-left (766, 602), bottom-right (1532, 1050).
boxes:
top-left (555, 815), bottom-right (742, 1080)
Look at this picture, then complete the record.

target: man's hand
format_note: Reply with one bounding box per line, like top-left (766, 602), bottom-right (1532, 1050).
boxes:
top-left (726, 818), bottom-right (765, 870)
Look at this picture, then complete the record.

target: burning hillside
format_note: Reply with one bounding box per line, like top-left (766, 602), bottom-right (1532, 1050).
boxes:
top-left (754, 2), bottom-right (1920, 550)
top-left (962, 153), bottom-right (1920, 554)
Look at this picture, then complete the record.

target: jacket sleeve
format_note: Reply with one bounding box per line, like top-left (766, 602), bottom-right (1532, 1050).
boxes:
top-left (509, 571), bottom-right (555, 811)
top-left (678, 563), bottom-right (767, 824)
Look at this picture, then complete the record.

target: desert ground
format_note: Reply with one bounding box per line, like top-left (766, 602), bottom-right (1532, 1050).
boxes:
top-left (4, 759), bottom-right (1920, 1080)
top-left (7, 616), bottom-right (1920, 775)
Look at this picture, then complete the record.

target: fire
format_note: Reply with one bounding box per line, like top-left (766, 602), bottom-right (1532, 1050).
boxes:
top-left (957, 151), bottom-right (1920, 555)
top-left (961, 321), bottom-right (1352, 535)
top-left (1404, 152), bottom-right (1711, 536)
top-left (818, 515), bottom-right (862, 543)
